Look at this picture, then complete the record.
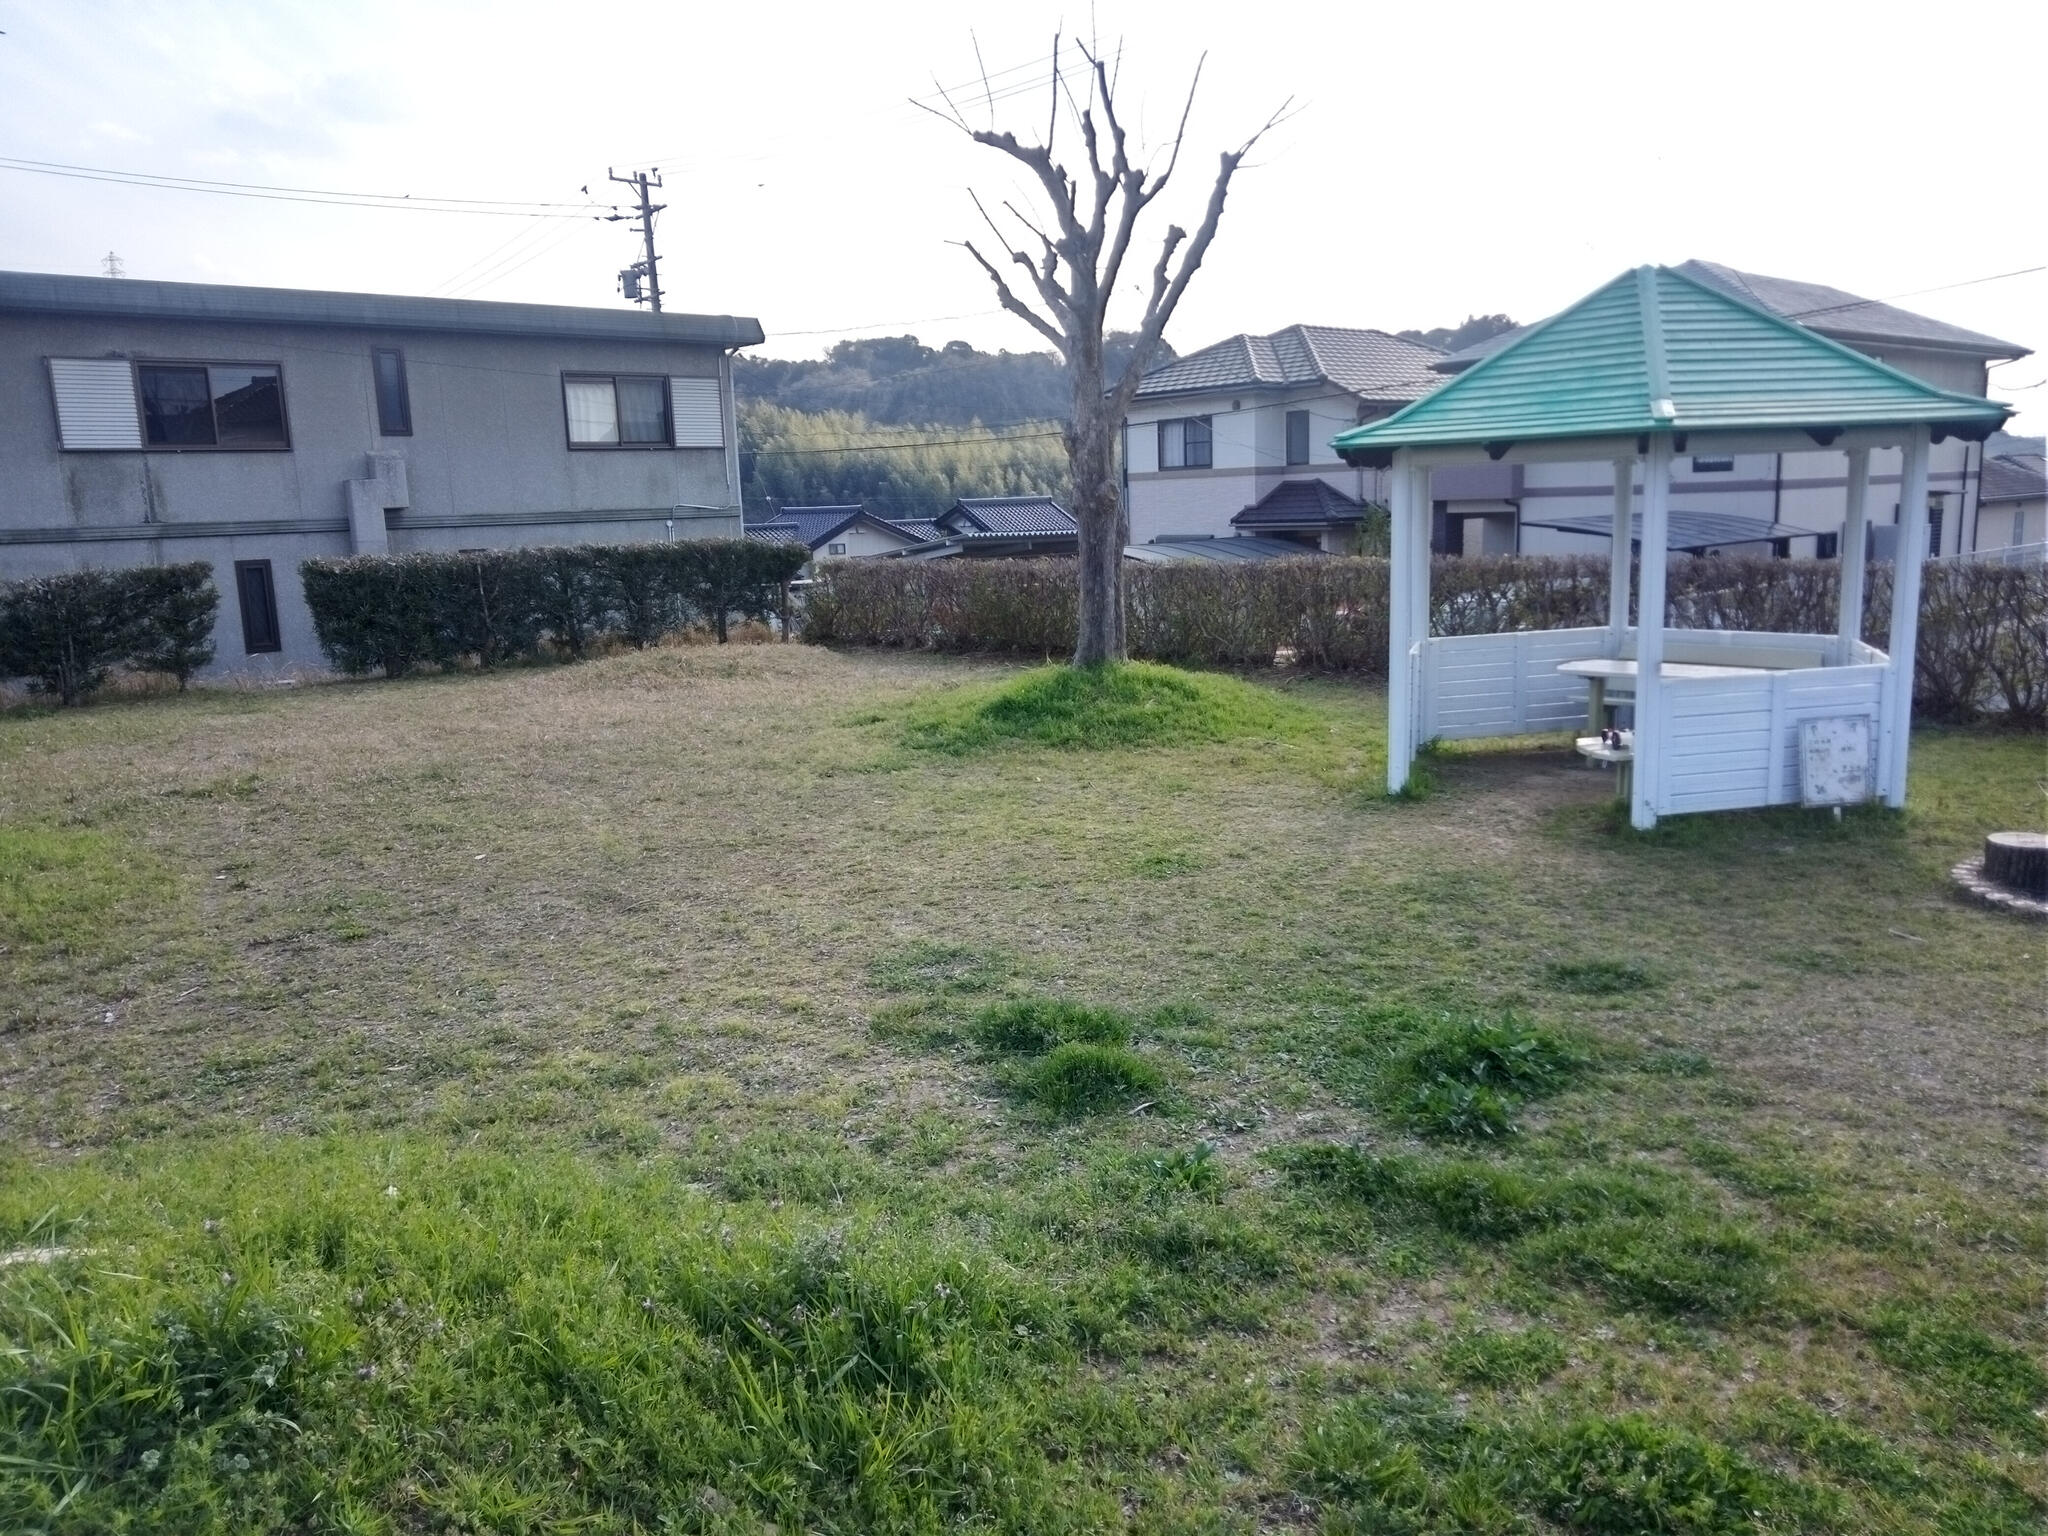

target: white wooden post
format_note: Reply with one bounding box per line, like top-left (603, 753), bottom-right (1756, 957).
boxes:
top-left (1882, 427), bottom-right (1931, 808)
top-left (1630, 436), bottom-right (1674, 830)
top-left (1836, 448), bottom-right (1871, 663)
top-left (1407, 460), bottom-right (1432, 739)
top-left (1386, 449), bottom-right (1416, 793)
top-left (1607, 457), bottom-right (1633, 651)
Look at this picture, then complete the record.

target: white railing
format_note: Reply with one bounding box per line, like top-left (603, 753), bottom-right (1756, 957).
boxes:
top-left (1938, 541), bottom-right (2047, 567)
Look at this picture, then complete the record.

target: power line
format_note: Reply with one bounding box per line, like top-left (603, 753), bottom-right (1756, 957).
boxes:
top-left (0, 156), bottom-right (603, 219)
top-left (747, 427), bottom-right (1064, 456)
top-left (765, 307), bottom-right (1005, 339)
top-left (1786, 264), bottom-right (2046, 322)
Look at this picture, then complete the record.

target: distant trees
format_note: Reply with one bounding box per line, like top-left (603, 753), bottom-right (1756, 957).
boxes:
top-left (738, 401), bottom-right (1071, 522)
top-left (734, 331), bottom-right (1165, 430)
top-left (1397, 314), bottom-right (1519, 354)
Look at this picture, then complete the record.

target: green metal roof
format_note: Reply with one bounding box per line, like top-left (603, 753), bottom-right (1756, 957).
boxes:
top-left (1332, 265), bottom-right (2010, 466)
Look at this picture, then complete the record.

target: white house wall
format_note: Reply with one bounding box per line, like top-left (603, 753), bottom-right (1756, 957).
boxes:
top-left (1124, 388), bottom-right (1386, 544)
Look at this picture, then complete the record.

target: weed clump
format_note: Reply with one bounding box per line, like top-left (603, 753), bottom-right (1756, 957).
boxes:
top-left (1866, 1305), bottom-right (2048, 1442)
top-left (1545, 958), bottom-right (1658, 995)
top-left (1442, 1324), bottom-right (1568, 1388)
top-left (867, 940), bottom-right (1009, 996)
top-left (1278, 1145), bottom-right (1670, 1241)
top-left (1526, 1413), bottom-right (1789, 1535)
top-left (1519, 1214), bottom-right (1781, 1320)
top-left (1024, 1042), bottom-right (1163, 1117)
top-left (971, 998), bottom-right (1129, 1053)
top-left (1382, 1013), bottom-right (1587, 1139)
top-left (902, 661), bottom-right (1305, 755)
top-left (1295, 1397), bottom-right (1799, 1535)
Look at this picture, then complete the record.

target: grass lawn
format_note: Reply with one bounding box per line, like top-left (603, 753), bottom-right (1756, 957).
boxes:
top-left (2, 642), bottom-right (2042, 1533)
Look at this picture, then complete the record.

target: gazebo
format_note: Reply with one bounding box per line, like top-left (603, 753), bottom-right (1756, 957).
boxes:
top-left (1332, 266), bottom-right (2011, 829)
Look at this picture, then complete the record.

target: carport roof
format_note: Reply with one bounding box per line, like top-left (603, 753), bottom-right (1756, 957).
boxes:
top-left (1334, 266), bottom-right (2011, 467)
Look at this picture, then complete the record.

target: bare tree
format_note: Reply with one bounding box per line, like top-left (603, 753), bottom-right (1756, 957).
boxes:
top-left (924, 40), bottom-right (1287, 666)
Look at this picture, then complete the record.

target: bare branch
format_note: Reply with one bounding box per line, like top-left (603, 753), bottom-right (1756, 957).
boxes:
top-left (958, 239), bottom-right (1066, 352)
top-left (971, 190), bottom-right (1072, 324)
top-left (971, 31), bottom-right (995, 128)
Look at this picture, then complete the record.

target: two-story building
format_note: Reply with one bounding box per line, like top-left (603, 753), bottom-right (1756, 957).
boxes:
top-left (1121, 325), bottom-right (1447, 550)
top-left (0, 270), bottom-right (761, 674)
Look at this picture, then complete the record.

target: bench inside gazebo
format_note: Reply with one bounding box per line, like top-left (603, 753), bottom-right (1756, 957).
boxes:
top-left (1332, 266), bottom-right (2011, 830)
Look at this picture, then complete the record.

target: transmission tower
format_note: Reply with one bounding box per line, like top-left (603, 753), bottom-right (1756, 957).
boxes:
top-left (101, 251), bottom-right (124, 278)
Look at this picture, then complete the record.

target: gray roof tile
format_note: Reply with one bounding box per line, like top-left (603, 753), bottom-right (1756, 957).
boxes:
top-left (1981, 451), bottom-right (2046, 502)
top-left (1137, 324), bottom-right (1446, 402)
top-left (940, 497), bottom-right (1077, 535)
top-left (1231, 478), bottom-right (1368, 528)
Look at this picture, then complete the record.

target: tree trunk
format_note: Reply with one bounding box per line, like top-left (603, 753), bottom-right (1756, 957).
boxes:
top-left (1069, 353), bottom-right (1126, 667)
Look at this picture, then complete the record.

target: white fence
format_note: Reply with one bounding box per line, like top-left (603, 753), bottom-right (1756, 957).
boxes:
top-left (1417, 627), bottom-right (1892, 816)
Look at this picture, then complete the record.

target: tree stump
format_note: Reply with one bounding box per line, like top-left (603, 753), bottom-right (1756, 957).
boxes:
top-left (1983, 832), bottom-right (2048, 898)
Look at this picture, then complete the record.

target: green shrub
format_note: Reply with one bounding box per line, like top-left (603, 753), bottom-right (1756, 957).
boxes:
top-left (803, 552), bottom-right (2048, 718)
top-left (124, 563), bottom-right (220, 687)
top-left (0, 563), bottom-right (222, 703)
top-left (901, 661), bottom-right (1306, 754)
top-left (1442, 1324), bottom-right (1567, 1388)
top-left (1519, 1215), bottom-right (1780, 1319)
top-left (302, 540), bottom-right (806, 676)
top-left (971, 998), bottom-right (1130, 1053)
top-left (1023, 1042), bottom-right (1163, 1116)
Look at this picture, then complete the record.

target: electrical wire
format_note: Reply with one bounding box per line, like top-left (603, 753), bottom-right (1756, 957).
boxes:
top-left (1786, 265), bottom-right (2046, 322)
top-left (0, 156), bottom-right (604, 219)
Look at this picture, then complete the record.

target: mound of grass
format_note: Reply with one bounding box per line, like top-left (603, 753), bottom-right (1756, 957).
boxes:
top-left (1023, 1042), bottom-right (1163, 1117)
top-left (1442, 1324), bottom-right (1568, 1388)
top-left (1519, 1214), bottom-right (1781, 1320)
top-left (902, 661), bottom-right (1305, 755)
top-left (1382, 1013), bottom-right (1587, 1140)
top-left (971, 997), bottom-right (1130, 1053)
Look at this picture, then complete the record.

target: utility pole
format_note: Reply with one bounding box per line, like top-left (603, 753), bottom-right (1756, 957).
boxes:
top-left (606, 168), bottom-right (665, 312)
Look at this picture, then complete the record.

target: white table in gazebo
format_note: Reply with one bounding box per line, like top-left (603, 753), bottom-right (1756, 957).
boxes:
top-left (1330, 265), bottom-right (2013, 829)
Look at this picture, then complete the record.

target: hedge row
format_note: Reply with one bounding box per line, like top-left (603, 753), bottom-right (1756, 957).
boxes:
top-left (801, 553), bottom-right (2048, 725)
top-left (300, 540), bottom-right (810, 678)
top-left (0, 563), bottom-right (218, 704)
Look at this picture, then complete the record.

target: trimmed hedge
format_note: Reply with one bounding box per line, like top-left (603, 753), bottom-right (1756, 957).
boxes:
top-left (801, 553), bottom-right (2048, 725)
top-left (300, 540), bottom-right (809, 678)
top-left (0, 563), bottom-right (219, 704)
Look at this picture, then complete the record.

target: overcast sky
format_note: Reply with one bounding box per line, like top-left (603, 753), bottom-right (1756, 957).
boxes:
top-left (2, 0), bottom-right (2041, 429)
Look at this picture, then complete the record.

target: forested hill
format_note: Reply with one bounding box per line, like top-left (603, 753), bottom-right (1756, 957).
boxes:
top-left (734, 332), bottom-right (1162, 429)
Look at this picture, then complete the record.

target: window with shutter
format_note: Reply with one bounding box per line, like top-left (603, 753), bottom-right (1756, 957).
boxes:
top-left (47, 358), bottom-right (144, 450)
top-left (669, 377), bottom-right (724, 447)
